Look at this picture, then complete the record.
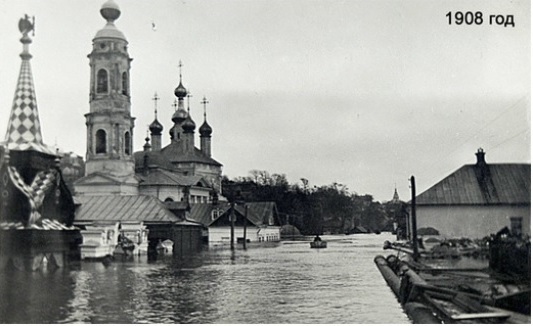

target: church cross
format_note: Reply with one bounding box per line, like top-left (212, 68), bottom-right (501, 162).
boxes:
top-left (187, 92), bottom-right (193, 113)
top-left (201, 96), bottom-right (209, 119)
top-left (152, 92), bottom-right (160, 118)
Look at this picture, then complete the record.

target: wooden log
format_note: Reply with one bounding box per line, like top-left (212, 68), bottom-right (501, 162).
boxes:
top-left (374, 255), bottom-right (401, 297)
top-left (403, 302), bottom-right (442, 324)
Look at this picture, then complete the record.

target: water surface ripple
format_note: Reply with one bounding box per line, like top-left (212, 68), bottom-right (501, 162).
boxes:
top-left (0, 233), bottom-right (410, 323)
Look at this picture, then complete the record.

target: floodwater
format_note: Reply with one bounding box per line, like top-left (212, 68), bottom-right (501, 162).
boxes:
top-left (0, 233), bottom-right (410, 324)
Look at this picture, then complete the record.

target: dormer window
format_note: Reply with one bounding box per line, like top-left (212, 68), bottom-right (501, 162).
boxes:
top-left (96, 69), bottom-right (108, 93)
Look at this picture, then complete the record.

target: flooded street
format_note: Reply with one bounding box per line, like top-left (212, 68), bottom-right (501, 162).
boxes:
top-left (0, 233), bottom-right (410, 323)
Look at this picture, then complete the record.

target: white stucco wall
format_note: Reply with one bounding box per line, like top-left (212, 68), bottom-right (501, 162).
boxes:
top-left (415, 205), bottom-right (531, 238)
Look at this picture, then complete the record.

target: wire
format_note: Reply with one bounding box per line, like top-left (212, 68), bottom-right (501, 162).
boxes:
top-left (485, 127), bottom-right (530, 152)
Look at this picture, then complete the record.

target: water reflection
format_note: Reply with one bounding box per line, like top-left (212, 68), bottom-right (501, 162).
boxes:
top-left (0, 234), bottom-right (410, 323)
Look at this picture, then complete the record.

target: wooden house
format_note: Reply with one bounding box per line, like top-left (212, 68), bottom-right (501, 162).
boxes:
top-left (189, 202), bottom-right (282, 245)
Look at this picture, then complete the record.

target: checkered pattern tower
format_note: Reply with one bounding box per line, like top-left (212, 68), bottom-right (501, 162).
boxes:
top-left (0, 14), bottom-right (76, 229)
top-left (84, 0), bottom-right (136, 178)
top-left (2, 16), bottom-right (56, 156)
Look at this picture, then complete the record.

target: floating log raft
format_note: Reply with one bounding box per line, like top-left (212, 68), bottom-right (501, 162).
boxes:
top-left (375, 234), bottom-right (531, 324)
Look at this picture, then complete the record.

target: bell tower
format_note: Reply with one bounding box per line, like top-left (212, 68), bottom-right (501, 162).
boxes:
top-left (84, 0), bottom-right (135, 177)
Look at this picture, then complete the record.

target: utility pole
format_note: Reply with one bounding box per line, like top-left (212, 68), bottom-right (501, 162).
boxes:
top-left (243, 205), bottom-right (247, 250)
top-left (230, 202), bottom-right (235, 250)
top-left (410, 176), bottom-right (419, 261)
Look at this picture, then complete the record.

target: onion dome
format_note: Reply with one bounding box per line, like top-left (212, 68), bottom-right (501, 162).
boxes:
top-left (143, 136), bottom-right (151, 151)
top-left (171, 108), bottom-right (188, 123)
top-left (149, 119), bottom-right (163, 135)
top-left (169, 125), bottom-right (177, 140)
top-left (199, 121), bottom-right (212, 137)
top-left (182, 115), bottom-right (196, 133)
top-left (94, 0), bottom-right (126, 41)
top-left (174, 81), bottom-right (187, 99)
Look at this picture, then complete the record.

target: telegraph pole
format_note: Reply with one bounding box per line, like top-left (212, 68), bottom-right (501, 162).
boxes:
top-left (230, 202), bottom-right (235, 250)
top-left (243, 205), bottom-right (247, 250)
top-left (410, 176), bottom-right (419, 261)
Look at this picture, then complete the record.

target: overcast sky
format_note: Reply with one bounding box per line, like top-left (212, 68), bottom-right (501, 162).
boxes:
top-left (0, 0), bottom-right (529, 201)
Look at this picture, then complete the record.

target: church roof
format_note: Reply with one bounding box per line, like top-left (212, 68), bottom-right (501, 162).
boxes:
top-left (2, 19), bottom-right (56, 156)
top-left (138, 168), bottom-right (208, 187)
top-left (134, 150), bottom-right (176, 171)
top-left (416, 163), bottom-right (530, 206)
top-left (74, 195), bottom-right (180, 224)
top-left (160, 141), bottom-right (222, 166)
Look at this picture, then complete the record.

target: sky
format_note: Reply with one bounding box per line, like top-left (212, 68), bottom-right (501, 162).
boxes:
top-left (0, 0), bottom-right (530, 202)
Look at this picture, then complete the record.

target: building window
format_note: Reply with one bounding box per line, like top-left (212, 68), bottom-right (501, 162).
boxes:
top-left (164, 197), bottom-right (174, 202)
top-left (96, 69), bottom-right (108, 93)
top-left (95, 129), bottom-right (107, 154)
top-left (124, 132), bottom-right (131, 155)
top-left (122, 72), bottom-right (128, 95)
top-left (510, 217), bottom-right (523, 236)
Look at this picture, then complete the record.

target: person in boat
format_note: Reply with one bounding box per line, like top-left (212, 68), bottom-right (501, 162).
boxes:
top-left (314, 235), bottom-right (322, 242)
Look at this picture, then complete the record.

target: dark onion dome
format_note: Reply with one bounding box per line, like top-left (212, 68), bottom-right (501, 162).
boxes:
top-left (174, 81), bottom-right (187, 98)
top-left (171, 108), bottom-right (188, 123)
top-left (182, 115), bottom-right (196, 133)
top-left (149, 118), bottom-right (163, 135)
top-left (199, 120), bottom-right (212, 137)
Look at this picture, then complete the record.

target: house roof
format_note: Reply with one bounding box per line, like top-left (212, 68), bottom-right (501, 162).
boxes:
top-left (235, 201), bottom-right (280, 226)
top-left (187, 201), bottom-right (280, 227)
top-left (189, 203), bottom-right (229, 226)
top-left (416, 163), bottom-right (530, 205)
top-left (74, 195), bottom-right (180, 224)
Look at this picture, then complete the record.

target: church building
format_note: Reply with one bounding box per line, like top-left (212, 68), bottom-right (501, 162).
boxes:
top-left (74, 0), bottom-right (223, 206)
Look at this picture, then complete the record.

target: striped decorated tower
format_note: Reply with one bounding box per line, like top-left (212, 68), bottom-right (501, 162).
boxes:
top-left (0, 15), bottom-right (79, 271)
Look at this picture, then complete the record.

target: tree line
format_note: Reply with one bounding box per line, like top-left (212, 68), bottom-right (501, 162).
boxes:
top-left (222, 170), bottom-right (407, 235)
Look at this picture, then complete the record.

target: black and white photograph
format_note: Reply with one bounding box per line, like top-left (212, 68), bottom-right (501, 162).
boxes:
top-left (0, 0), bottom-right (529, 323)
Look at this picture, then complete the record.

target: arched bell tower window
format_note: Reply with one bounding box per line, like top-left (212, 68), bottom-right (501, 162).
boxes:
top-left (95, 129), bottom-right (107, 154)
top-left (124, 131), bottom-right (131, 155)
top-left (96, 69), bottom-right (108, 93)
top-left (122, 72), bottom-right (129, 95)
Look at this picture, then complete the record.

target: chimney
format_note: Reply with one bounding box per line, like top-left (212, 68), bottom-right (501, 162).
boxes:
top-left (475, 148), bottom-right (486, 166)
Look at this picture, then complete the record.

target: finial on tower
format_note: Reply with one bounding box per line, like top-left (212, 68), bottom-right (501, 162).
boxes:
top-left (18, 15), bottom-right (35, 60)
top-left (100, 0), bottom-right (121, 23)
